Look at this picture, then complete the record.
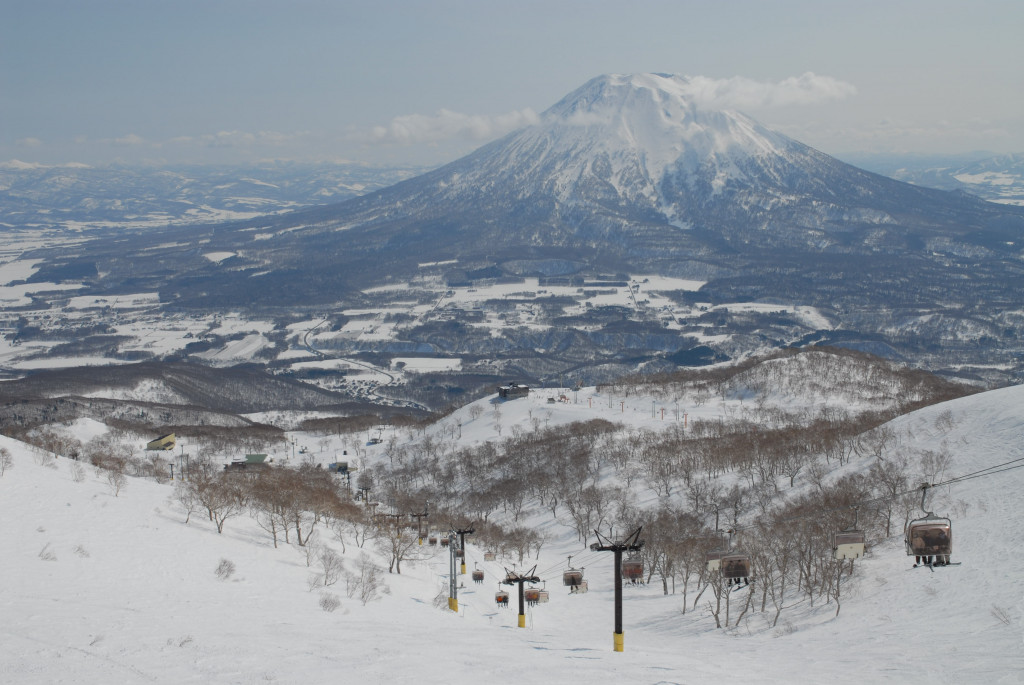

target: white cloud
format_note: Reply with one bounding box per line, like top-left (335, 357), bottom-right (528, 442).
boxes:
top-left (112, 133), bottom-right (147, 146)
top-left (683, 72), bottom-right (857, 109)
top-left (363, 108), bottom-right (540, 145)
top-left (194, 130), bottom-right (307, 148)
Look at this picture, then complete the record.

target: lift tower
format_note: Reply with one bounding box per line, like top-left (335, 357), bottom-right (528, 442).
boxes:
top-left (590, 527), bottom-right (644, 652)
top-left (502, 566), bottom-right (541, 628)
top-left (454, 527), bottom-right (474, 575)
top-left (410, 503), bottom-right (429, 545)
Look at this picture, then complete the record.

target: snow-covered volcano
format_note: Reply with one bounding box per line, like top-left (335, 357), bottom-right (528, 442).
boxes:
top-left (443, 73), bottom-right (811, 223)
top-left (250, 71), bottom-right (1018, 269)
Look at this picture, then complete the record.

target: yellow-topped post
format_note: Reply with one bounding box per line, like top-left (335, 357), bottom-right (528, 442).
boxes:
top-left (448, 532), bottom-right (459, 612)
top-left (590, 527), bottom-right (644, 653)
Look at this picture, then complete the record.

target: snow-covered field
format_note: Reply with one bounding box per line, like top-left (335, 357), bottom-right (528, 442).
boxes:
top-left (3, 383), bottom-right (1023, 684)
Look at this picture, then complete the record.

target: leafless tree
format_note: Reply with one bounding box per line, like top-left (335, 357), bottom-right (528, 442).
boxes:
top-left (105, 464), bottom-right (128, 497)
top-left (858, 424), bottom-right (897, 461)
top-left (375, 515), bottom-right (421, 574)
top-left (868, 453), bottom-right (911, 537)
top-left (174, 480), bottom-right (202, 525)
top-left (190, 470), bottom-right (245, 534)
top-left (345, 552), bottom-right (386, 605)
top-left (318, 547), bottom-right (344, 587)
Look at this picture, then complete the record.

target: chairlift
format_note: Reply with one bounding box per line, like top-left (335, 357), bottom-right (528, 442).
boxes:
top-left (720, 554), bottom-right (751, 585)
top-left (563, 555), bottom-right (585, 589)
top-left (906, 516), bottom-right (953, 566)
top-left (621, 556), bottom-right (644, 584)
top-left (524, 587), bottom-right (541, 606)
top-left (834, 531), bottom-right (866, 561)
top-left (537, 581), bottom-right (550, 604)
top-left (484, 551), bottom-right (497, 562)
top-left (455, 548), bottom-right (465, 559)
top-left (834, 507), bottom-right (866, 561)
top-left (905, 484), bottom-right (953, 567)
top-left (428, 535), bottom-right (438, 546)
top-left (495, 588), bottom-right (509, 607)
top-left (440, 537), bottom-right (450, 547)
top-left (563, 568), bottom-right (585, 587)
top-left (472, 562), bottom-right (485, 584)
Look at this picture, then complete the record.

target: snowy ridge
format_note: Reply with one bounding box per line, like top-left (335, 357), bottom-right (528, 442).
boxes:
top-left (2, 381), bottom-right (1023, 683)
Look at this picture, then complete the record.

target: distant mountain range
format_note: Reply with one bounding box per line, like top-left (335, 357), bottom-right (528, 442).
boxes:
top-left (0, 160), bottom-right (428, 230)
top-left (9, 74), bottom-right (1024, 387)
top-left (844, 152), bottom-right (1024, 206)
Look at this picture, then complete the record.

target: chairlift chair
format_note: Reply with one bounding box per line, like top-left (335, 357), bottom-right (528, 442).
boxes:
top-left (484, 551), bottom-right (497, 562)
top-left (720, 554), bottom-right (751, 585)
top-left (563, 555), bottom-right (585, 589)
top-left (833, 531), bottom-right (866, 560)
top-left (472, 562), bottom-right (485, 584)
top-left (524, 587), bottom-right (541, 606)
top-left (906, 515), bottom-right (953, 566)
top-left (495, 589), bottom-right (509, 607)
top-left (905, 484), bottom-right (953, 566)
top-left (621, 557), bottom-right (644, 584)
top-left (563, 568), bottom-right (585, 588)
top-left (428, 535), bottom-right (438, 546)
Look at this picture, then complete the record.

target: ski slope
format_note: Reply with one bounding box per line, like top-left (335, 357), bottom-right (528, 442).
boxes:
top-left (2, 385), bottom-right (1023, 684)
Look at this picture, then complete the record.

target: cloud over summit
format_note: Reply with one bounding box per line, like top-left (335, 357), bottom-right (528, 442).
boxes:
top-left (683, 72), bottom-right (857, 109)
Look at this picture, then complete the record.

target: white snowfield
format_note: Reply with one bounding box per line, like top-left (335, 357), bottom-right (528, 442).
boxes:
top-left (2, 385), bottom-right (1023, 684)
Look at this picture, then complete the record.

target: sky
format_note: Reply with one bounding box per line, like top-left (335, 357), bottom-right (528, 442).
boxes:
top-left (2, 0), bottom-right (1022, 168)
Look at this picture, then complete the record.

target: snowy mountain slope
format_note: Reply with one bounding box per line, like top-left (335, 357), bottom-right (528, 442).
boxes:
top-left (2, 382), bottom-right (1023, 684)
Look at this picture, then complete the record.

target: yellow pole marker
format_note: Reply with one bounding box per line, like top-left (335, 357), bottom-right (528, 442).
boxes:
top-left (614, 632), bottom-right (624, 652)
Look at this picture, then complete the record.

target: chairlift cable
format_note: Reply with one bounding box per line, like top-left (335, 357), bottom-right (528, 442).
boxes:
top-left (931, 461), bottom-right (1024, 486)
top-left (930, 455), bottom-right (1024, 488)
top-left (722, 455), bottom-right (1024, 534)
top-left (534, 549), bottom-right (603, 580)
